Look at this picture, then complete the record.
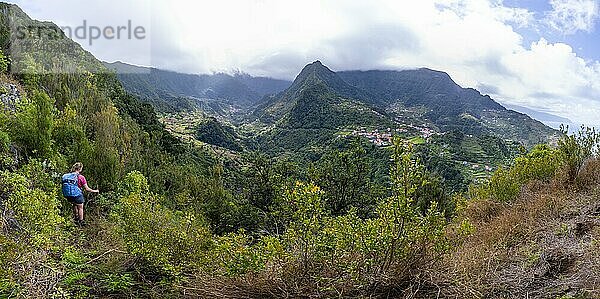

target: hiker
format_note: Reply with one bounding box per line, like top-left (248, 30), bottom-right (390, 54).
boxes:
top-left (61, 162), bottom-right (99, 226)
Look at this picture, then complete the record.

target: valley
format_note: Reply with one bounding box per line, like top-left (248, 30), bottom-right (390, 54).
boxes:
top-left (2, 2), bottom-right (596, 298)
top-left (111, 60), bottom-right (551, 186)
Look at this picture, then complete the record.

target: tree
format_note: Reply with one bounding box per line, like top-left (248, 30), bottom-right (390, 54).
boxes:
top-left (309, 141), bottom-right (377, 216)
top-left (9, 91), bottom-right (55, 159)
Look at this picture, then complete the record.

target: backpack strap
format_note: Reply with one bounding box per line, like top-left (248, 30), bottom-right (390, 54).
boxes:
top-left (62, 173), bottom-right (78, 185)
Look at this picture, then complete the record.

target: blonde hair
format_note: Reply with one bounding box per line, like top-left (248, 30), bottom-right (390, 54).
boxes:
top-left (71, 162), bottom-right (83, 172)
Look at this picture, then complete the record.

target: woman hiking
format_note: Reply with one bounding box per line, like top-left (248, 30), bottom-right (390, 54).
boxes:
top-left (61, 162), bottom-right (99, 226)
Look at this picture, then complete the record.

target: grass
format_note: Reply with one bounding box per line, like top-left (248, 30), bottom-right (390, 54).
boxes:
top-left (433, 160), bottom-right (600, 298)
top-left (409, 136), bottom-right (426, 144)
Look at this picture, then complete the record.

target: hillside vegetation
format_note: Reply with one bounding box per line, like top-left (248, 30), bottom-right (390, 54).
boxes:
top-left (0, 3), bottom-right (596, 298)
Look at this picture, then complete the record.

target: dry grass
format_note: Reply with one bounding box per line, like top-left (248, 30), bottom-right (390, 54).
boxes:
top-left (576, 159), bottom-right (600, 190)
top-left (179, 273), bottom-right (449, 299)
top-left (176, 250), bottom-right (451, 298)
top-left (434, 159), bottom-right (600, 298)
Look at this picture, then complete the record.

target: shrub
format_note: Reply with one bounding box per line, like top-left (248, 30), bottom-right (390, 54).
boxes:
top-left (556, 125), bottom-right (600, 185)
top-left (0, 130), bottom-right (13, 168)
top-left (0, 171), bottom-right (64, 248)
top-left (309, 143), bottom-right (377, 217)
top-left (111, 172), bottom-right (212, 277)
top-left (0, 49), bottom-right (9, 73)
top-left (8, 91), bottom-right (55, 159)
top-left (269, 139), bottom-right (449, 290)
top-left (52, 105), bottom-right (92, 164)
top-left (512, 144), bottom-right (560, 181)
top-left (212, 231), bottom-right (277, 276)
top-left (118, 170), bottom-right (149, 196)
top-left (101, 273), bottom-right (133, 293)
top-left (0, 130), bottom-right (8, 152)
top-left (475, 144), bottom-right (560, 203)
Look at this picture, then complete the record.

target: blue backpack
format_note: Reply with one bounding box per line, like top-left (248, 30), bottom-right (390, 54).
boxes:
top-left (62, 172), bottom-right (82, 197)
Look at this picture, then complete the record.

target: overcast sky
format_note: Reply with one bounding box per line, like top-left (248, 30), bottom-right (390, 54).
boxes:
top-left (8, 0), bottom-right (600, 127)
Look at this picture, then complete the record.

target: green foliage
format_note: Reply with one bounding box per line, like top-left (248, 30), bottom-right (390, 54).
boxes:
top-left (472, 143), bottom-right (560, 202)
top-left (9, 91), bottom-right (55, 158)
top-left (0, 130), bottom-right (12, 168)
top-left (0, 170), bottom-right (64, 248)
top-left (309, 142), bottom-right (378, 216)
top-left (283, 182), bottom-right (328, 270)
top-left (471, 126), bottom-right (598, 203)
top-left (557, 125), bottom-right (600, 183)
top-left (118, 170), bottom-right (149, 195)
top-left (285, 83), bottom-right (391, 130)
top-left (512, 144), bottom-right (559, 181)
top-left (0, 5), bottom-right (579, 295)
top-left (212, 231), bottom-right (272, 276)
top-left (17, 159), bottom-right (59, 193)
top-left (111, 172), bottom-right (211, 276)
top-left (101, 273), bottom-right (133, 292)
top-left (392, 140), bottom-right (455, 216)
top-left (237, 153), bottom-right (300, 234)
top-left (485, 166), bottom-right (521, 202)
top-left (195, 117), bottom-right (242, 151)
top-left (0, 278), bottom-right (21, 298)
top-left (377, 139), bottom-right (449, 262)
top-left (242, 153), bottom-right (283, 212)
top-left (87, 105), bottom-right (123, 190)
top-left (273, 140), bottom-right (448, 283)
top-left (52, 105), bottom-right (92, 164)
top-left (0, 49), bottom-right (8, 73)
top-left (61, 247), bottom-right (87, 267)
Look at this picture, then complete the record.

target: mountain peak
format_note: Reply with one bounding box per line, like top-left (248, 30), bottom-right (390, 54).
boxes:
top-left (296, 60), bottom-right (334, 79)
top-left (286, 61), bottom-right (373, 104)
top-left (254, 60), bottom-right (376, 123)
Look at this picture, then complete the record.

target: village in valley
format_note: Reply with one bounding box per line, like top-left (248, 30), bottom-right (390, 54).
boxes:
top-left (349, 124), bottom-right (438, 147)
top-left (344, 124), bottom-right (498, 182)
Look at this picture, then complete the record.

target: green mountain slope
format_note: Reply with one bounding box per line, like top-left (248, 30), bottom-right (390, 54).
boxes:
top-left (253, 60), bottom-right (377, 123)
top-left (283, 83), bottom-right (390, 130)
top-left (109, 59), bottom-right (558, 147)
top-left (104, 61), bottom-right (291, 108)
top-left (251, 62), bottom-right (392, 156)
top-left (195, 117), bottom-right (242, 151)
top-left (1, 4), bottom-right (105, 75)
top-left (338, 69), bottom-right (559, 145)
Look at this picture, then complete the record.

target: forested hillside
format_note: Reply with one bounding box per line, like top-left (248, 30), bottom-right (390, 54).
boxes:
top-left (127, 59), bottom-right (558, 190)
top-left (2, 3), bottom-right (598, 299)
top-left (104, 61), bottom-right (291, 111)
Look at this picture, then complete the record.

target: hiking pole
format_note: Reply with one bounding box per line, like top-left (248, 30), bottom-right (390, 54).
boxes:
top-left (87, 192), bottom-right (99, 207)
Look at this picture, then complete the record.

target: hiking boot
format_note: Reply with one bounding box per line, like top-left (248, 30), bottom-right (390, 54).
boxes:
top-left (76, 219), bottom-right (86, 227)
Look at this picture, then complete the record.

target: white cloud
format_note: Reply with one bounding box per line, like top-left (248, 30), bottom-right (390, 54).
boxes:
top-left (545, 0), bottom-right (600, 34)
top-left (7, 0), bottom-right (600, 127)
top-left (494, 38), bottom-right (600, 126)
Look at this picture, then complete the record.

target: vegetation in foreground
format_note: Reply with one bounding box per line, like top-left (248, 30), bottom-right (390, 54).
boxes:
top-left (1, 38), bottom-right (600, 296)
top-left (0, 3), bottom-right (599, 297)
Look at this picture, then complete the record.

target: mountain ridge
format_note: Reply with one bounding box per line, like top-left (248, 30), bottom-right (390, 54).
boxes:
top-left (104, 61), bottom-right (291, 107)
top-left (107, 60), bottom-right (562, 145)
top-left (250, 61), bottom-right (557, 146)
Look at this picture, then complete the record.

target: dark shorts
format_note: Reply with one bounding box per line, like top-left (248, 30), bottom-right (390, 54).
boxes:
top-left (66, 194), bottom-right (85, 204)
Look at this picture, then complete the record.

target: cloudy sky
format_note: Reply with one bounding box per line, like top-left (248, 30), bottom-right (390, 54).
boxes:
top-left (9, 0), bottom-right (600, 127)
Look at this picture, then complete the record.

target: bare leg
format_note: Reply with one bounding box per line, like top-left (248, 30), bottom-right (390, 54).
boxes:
top-left (72, 204), bottom-right (78, 220)
top-left (75, 203), bottom-right (84, 221)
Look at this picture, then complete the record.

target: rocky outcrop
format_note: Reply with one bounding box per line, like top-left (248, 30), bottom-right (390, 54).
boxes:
top-left (0, 83), bottom-right (21, 112)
